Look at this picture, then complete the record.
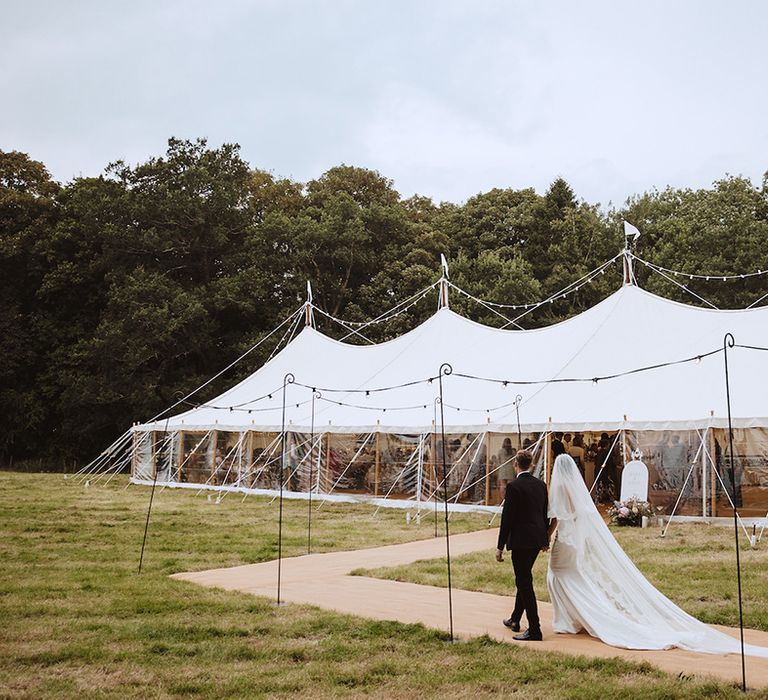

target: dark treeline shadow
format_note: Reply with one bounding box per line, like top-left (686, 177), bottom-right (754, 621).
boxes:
top-left (1, 140), bottom-right (766, 467)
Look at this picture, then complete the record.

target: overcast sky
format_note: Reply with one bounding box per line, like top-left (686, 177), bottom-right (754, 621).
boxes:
top-left (2, 1), bottom-right (766, 207)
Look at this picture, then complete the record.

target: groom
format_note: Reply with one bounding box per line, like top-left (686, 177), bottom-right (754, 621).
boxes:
top-left (495, 449), bottom-right (549, 641)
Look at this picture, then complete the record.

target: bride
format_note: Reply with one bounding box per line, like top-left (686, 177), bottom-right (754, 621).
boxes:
top-left (546, 453), bottom-right (768, 657)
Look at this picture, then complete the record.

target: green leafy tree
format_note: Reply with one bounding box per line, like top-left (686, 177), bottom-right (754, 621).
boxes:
top-left (618, 174), bottom-right (768, 308)
top-left (0, 151), bottom-right (59, 457)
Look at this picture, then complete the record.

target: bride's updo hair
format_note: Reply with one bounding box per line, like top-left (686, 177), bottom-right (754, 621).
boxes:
top-left (515, 450), bottom-right (533, 470)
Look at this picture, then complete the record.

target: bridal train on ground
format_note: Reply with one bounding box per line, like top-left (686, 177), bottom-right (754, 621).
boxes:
top-left (546, 454), bottom-right (768, 658)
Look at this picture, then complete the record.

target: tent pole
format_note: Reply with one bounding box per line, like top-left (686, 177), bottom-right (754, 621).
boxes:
top-left (314, 435), bottom-right (322, 494)
top-left (416, 433), bottom-right (424, 504)
top-left (177, 431), bottom-right (185, 482)
top-left (131, 430), bottom-right (138, 480)
top-left (236, 432), bottom-right (243, 487)
top-left (245, 431), bottom-right (254, 488)
top-left (151, 431), bottom-right (157, 480)
top-left (432, 414), bottom-right (438, 538)
top-left (167, 430), bottom-right (174, 482)
top-left (324, 432), bottom-right (331, 494)
top-left (723, 333), bottom-right (746, 692)
top-left (210, 429), bottom-right (219, 484)
top-left (619, 424), bottom-right (627, 497)
top-left (545, 422), bottom-right (552, 487)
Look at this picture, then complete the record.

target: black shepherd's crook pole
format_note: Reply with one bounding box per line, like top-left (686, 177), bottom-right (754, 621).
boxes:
top-left (723, 333), bottom-right (746, 692)
top-left (277, 372), bottom-right (295, 605)
top-left (138, 411), bottom-right (172, 574)
top-left (433, 397), bottom-right (441, 539)
top-left (437, 363), bottom-right (455, 642)
top-left (307, 389), bottom-right (321, 554)
top-left (514, 394), bottom-right (523, 449)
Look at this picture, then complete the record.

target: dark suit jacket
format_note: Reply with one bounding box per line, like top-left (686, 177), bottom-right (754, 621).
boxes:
top-left (497, 472), bottom-right (549, 551)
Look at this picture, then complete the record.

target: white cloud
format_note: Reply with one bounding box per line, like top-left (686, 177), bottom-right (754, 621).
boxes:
top-left (1, 1), bottom-right (766, 205)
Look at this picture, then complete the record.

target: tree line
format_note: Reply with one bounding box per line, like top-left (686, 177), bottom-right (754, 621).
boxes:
top-left (2, 138), bottom-right (767, 467)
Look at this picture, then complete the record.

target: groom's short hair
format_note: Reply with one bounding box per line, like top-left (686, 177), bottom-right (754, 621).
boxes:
top-left (515, 450), bottom-right (533, 470)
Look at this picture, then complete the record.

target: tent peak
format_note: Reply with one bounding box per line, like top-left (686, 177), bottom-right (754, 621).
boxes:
top-left (438, 253), bottom-right (450, 309)
top-left (622, 221), bottom-right (641, 287)
top-left (305, 281), bottom-right (316, 327)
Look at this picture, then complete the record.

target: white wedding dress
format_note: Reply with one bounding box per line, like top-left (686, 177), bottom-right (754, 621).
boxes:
top-left (547, 454), bottom-right (768, 657)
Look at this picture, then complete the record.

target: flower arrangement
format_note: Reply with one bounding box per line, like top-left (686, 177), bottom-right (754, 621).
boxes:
top-left (607, 498), bottom-right (654, 527)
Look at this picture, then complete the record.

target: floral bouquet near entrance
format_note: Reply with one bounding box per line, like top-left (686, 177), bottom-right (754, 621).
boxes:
top-left (608, 498), bottom-right (653, 526)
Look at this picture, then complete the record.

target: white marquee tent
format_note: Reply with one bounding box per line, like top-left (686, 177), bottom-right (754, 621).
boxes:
top-left (140, 283), bottom-right (768, 435)
top-left (114, 274), bottom-right (768, 521)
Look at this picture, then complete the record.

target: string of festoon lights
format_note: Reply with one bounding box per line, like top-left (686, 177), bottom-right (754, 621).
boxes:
top-left (447, 254), bottom-right (621, 311)
top-left (309, 254), bottom-right (624, 336)
top-left (308, 251), bottom-right (768, 337)
top-left (312, 283), bottom-right (439, 329)
top-left (633, 254), bottom-right (768, 281)
top-left (174, 343), bottom-right (732, 418)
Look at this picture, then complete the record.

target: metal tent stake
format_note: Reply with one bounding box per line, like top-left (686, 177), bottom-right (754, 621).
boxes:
top-left (277, 372), bottom-right (295, 605)
top-left (723, 333), bottom-right (746, 692)
top-left (437, 363), bottom-right (455, 642)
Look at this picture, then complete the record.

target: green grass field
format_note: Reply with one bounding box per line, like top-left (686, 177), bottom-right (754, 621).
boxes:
top-left (1, 471), bottom-right (766, 699)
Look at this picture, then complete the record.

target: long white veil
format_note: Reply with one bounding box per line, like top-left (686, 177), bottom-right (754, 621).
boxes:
top-left (549, 454), bottom-right (768, 658)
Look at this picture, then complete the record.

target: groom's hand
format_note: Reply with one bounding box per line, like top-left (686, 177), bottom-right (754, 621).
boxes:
top-left (495, 548), bottom-right (504, 562)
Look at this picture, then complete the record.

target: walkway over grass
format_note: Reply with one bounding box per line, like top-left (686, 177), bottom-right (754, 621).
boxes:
top-left (175, 529), bottom-right (768, 688)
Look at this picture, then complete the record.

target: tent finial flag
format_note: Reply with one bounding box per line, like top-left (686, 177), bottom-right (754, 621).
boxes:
top-left (622, 222), bottom-right (640, 287)
top-left (623, 220), bottom-right (641, 242)
top-left (305, 281), bottom-right (315, 328)
top-left (438, 254), bottom-right (450, 309)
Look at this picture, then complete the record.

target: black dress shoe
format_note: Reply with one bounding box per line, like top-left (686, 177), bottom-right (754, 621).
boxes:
top-left (502, 617), bottom-right (520, 632)
top-left (513, 629), bottom-right (542, 641)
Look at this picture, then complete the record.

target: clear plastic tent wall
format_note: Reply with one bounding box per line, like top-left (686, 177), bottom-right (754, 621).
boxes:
top-left (130, 285), bottom-right (768, 517)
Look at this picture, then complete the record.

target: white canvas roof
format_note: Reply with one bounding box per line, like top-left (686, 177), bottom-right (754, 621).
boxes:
top-left (138, 284), bottom-right (768, 434)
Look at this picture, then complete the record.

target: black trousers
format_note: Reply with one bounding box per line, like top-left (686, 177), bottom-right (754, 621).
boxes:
top-left (510, 547), bottom-right (541, 632)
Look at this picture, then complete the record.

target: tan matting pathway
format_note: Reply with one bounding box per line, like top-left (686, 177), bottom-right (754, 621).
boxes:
top-left (172, 529), bottom-right (768, 688)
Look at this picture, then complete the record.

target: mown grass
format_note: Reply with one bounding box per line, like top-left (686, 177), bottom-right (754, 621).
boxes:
top-left (359, 521), bottom-right (768, 631)
top-left (0, 471), bottom-right (765, 698)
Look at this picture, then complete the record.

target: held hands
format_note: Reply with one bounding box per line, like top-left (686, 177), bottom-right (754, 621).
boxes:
top-left (495, 548), bottom-right (504, 563)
